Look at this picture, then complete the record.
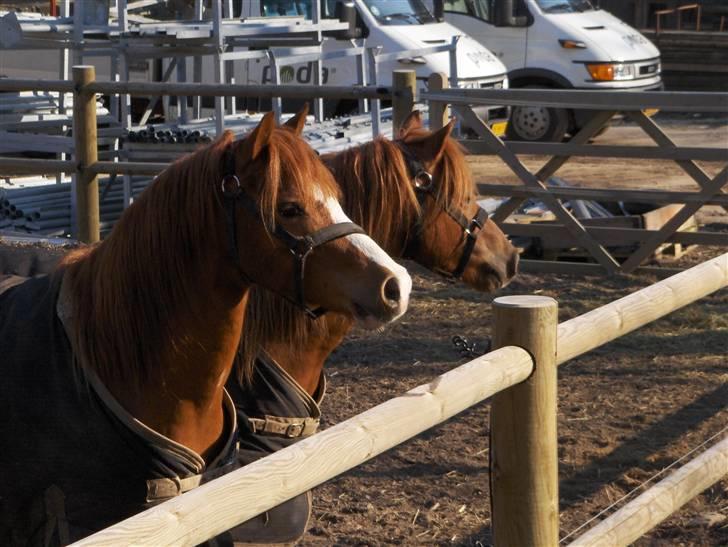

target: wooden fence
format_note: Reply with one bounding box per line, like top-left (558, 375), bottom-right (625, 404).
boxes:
top-left (2, 69), bottom-right (727, 545)
top-left (63, 251), bottom-right (728, 546)
top-left (421, 80), bottom-right (728, 276)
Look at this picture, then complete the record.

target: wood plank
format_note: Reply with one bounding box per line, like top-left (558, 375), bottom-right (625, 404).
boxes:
top-left (462, 141), bottom-right (728, 162)
top-left (503, 224), bottom-right (725, 247)
top-left (567, 436), bottom-right (728, 547)
top-left (628, 110), bottom-right (728, 215)
top-left (491, 110), bottom-right (616, 223)
top-left (518, 259), bottom-right (685, 278)
top-left (477, 183), bottom-right (728, 207)
top-left (453, 105), bottom-right (620, 273)
top-left (620, 166), bottom-right (728, 272)
top-left (555, 252), bottom-right (728, 365)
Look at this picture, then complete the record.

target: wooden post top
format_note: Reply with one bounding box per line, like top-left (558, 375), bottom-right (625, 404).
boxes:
top-left (494, 295), bottom-right (558, 309)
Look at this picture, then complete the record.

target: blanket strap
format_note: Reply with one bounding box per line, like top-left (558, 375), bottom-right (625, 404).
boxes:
top-left (248, 415), bottom-right (320, 438)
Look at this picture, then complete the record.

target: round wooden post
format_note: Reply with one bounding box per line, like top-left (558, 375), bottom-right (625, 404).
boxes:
top-left (490, 295), bottom-right (559, 546)
top-left (72, 65), bottom-right (100, 243)
top-left (392, 69), bottom-right (416, 136)
top-left (427, 72), bottom-right (450, 131)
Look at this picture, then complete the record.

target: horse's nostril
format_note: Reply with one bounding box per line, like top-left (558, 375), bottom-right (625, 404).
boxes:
top-left (383, 277), bottom-right (401, 307)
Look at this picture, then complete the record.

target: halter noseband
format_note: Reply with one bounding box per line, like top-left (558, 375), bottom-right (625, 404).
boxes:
top-left (220, 147), bottom-right (365, 318)
top-left (397, 142), bottom-right (489, 280)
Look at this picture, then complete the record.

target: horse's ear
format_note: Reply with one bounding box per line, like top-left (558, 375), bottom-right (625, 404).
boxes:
top-left (283, 103), bottom-right (309, 135)
top-left (398, 110), bottom-right (423, 137)
top-left (421, 119), bottom-right (454, 163)
top-left (240, 111), bottom-right (276, 162)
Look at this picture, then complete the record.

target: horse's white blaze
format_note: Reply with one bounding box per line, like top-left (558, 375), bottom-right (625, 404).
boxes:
top-left (317, 189), bottom-right (411, 320)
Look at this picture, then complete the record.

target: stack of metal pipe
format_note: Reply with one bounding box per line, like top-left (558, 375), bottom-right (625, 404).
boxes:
top-left (0, 178), bottom-right (152, 236)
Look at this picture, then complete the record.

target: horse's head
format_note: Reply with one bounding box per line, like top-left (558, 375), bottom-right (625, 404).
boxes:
top-left (395, 111), bottom-right (518, 293)
top-left (223, 111), bottom-right (411, 328)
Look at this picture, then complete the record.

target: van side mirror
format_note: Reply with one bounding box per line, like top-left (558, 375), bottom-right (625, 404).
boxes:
top-left (331, 1), bottom-right (362, 39)
top-left (494, 0), bottom-right (528, 27)
top-left (433, 0), bottom-right (444, 21)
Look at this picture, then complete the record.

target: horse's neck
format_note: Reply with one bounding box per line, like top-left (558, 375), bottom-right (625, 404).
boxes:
top-left (109, 283), bottom-right (250, 461)
top-left (264, 314), bottom-right (352, 395)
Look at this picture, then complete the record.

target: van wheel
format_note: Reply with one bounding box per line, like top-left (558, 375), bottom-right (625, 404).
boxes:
top-left (506, 104), bottom-right (569, 142)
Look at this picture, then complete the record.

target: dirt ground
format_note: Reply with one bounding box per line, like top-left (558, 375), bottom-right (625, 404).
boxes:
top-left (297, 116), bottom-right (728, 546)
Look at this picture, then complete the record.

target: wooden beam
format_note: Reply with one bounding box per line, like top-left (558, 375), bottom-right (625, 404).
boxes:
top-left (72, 66), bottom-right (100, 244)
top-left (628, 110), bottom-right (728, 215)
top-left (518, 259), bottom-right (685, 278)
top-left (503, 223), bottom-right (727, 247)
top-left (620, 166), bottom-right (728, 272)
top-left (392, 70), bottom-right (416, 135)
top-left (566, 436), bottom-right (728, 547)
top-left (477, 183), bottom-right (728, 207)
top-left (491, 296), bottom-right (559, 547)
top-left (462, 141), bottom-right (728, 163)
top-left (556, 252), bottom-right (728, 365)
top-left (71, 346), bottom-right (535, 546)
top-left (453, 104), bottom-right (620, 273)
top-left (427, 72), bottom-right (449, 131)
top-left (491, 110), bottom-right (616, 223)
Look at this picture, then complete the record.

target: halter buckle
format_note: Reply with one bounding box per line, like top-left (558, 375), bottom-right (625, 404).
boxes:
top-left (413, 171), bottom-right (433, 191)
top-left (221, 174), bottom-right (242, 198)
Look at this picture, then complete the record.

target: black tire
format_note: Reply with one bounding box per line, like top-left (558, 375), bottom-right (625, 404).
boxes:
top-left (506, 103), bottom-right (570, 142)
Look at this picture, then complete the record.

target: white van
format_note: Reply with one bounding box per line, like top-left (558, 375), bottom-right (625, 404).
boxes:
top-left (432, 0), bottom-right (662, 141)
top-left (236, 0), bottom-right (510, 128)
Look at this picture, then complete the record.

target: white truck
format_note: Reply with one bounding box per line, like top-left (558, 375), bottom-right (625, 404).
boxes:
top-left (431, 0), bottom-right (662, 141)
top-left (235, 0), bottom-right (510, 128)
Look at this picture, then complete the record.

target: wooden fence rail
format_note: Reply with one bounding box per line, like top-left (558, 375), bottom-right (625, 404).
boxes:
top-left (567, 435), bottom-right (728, 547)
top-left (423, 80), bottom-right (728, 276)
top-left (70, 252), bottom-right (728, 546)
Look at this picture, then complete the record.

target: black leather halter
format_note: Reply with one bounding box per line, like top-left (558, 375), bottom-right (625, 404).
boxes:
top-left (397, 143), bottom-right (489, 280)
top-left (220, 148), bottom-right (365, 318)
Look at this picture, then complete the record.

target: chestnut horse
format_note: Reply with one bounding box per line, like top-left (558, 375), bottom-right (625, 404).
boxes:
top-left (224, 109), bottom-right (518, 544)
top-left (0, 113), bottom-right (411, 544)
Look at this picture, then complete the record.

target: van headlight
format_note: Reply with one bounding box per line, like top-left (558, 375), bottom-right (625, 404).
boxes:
top-left (586, 62), bottom-right (635, 81)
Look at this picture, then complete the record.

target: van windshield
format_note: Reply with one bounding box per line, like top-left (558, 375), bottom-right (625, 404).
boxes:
top-left (362, 0), bottom-right (436, 25)
top-left (536, 0), bottom-right (595, 13)
top-left (260, 1), bottom-right (339, 18)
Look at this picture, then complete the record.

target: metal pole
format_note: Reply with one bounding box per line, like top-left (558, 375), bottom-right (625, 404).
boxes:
top-left (72, 65), bottom-right (100, 243)
top-left (490, 295), bottom-right (559, 547)
top-left (212, 0), bottom-right (226, 135)
top-left (367, 47), bottom-right (381, 137)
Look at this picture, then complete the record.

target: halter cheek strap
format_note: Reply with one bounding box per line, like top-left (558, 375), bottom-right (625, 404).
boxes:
top-left (396, 143), bottom-right (490, 281)
top-left (220, 148), bottom-right (365, 318)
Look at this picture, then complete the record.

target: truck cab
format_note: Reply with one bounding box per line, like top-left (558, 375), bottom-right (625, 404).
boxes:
top-left (239, 0), bottom-right (509, 126)
top-left (436, 0), bottom-right (662, 141)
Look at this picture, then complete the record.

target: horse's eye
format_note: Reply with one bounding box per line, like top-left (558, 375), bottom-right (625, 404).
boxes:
top-left (278, 203), bottom-right (305, 218)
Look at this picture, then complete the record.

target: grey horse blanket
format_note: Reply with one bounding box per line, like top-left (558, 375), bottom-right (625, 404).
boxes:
top-left (0, 273), bottom-right (238, 546)
top-left (223, 352), bottom-right (324, 545)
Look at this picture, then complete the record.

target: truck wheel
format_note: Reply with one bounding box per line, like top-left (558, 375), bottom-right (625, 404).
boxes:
top-left (506, 104), bottom-right (569, 142)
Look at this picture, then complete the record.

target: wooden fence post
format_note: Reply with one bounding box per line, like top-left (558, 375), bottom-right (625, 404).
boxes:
top-left (72, 65), bottom-right (100, 243)
top-left (427, 72), bottom-right (449, 131)
top-left (392, 70), bottom-right (416, 135)
top-left (490, 295), bottom-right (559, 546)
